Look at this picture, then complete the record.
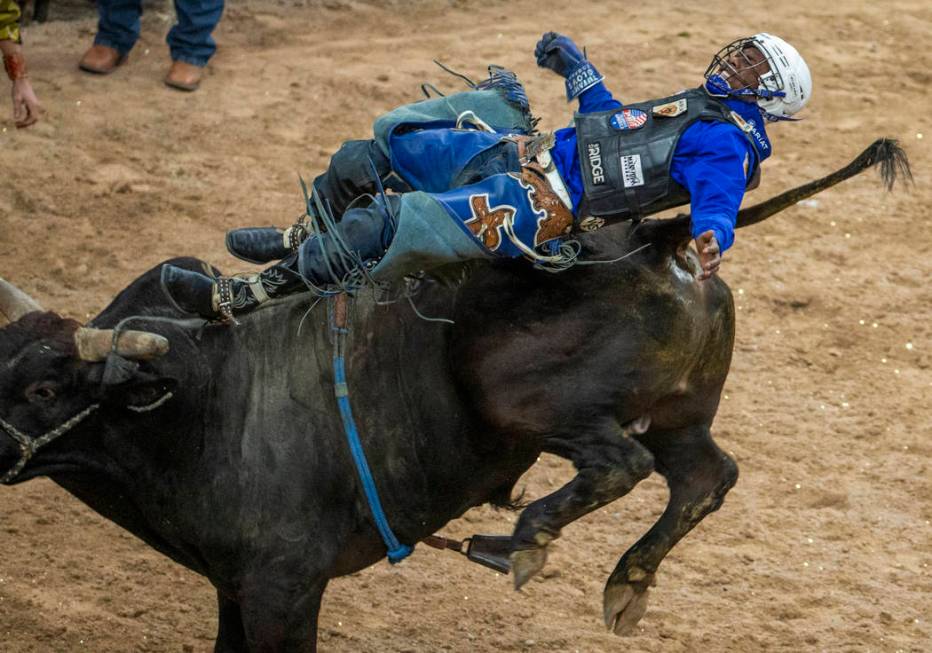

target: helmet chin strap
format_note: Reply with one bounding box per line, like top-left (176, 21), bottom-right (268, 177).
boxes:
top-left (762, 111), bottom-right (802, 123)
top-left (705, 74), bottom-right (786, 100)
top-left (705, 75), bottom-right (796, 123)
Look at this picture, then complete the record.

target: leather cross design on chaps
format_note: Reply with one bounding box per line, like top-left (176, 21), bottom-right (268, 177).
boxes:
top-left (464, 195), bottom-right (516, 251)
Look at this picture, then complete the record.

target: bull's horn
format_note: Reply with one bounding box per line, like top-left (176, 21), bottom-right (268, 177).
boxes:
top-left (74, 327), bottom-right (170, 362)
top-left (0, 277), bottom-right (44, 323)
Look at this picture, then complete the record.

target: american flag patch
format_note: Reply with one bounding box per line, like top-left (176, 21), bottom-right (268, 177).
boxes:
top-left (610, 108), bottom-right (648, 130)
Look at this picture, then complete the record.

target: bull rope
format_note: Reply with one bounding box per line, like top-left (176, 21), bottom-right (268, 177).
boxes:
top-left (330, 293), bottom-right (413, 564)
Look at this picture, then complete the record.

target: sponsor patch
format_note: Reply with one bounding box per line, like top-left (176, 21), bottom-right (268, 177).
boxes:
top-left (652, 98), bottom-right (687, 118)
top-left (578, 216), bottom-right (606, 232)
top-left (729, 110), bottom-right (752, 133)
top-left (620, 154), bottom-right (644, 188)
top-left (610, 108), bottom-right (648, 130)
top-left (730, 111), bottom-right (770, 153)
top-left (587, 141), bottom-right (605, 185)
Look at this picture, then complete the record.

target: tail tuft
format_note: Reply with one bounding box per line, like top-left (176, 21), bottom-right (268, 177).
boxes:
top-left (871, 138), bottom-right (913, 191)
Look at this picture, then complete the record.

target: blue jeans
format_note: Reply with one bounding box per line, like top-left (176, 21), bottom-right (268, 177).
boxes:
top-left (94, 0), bottom-right (225, 66)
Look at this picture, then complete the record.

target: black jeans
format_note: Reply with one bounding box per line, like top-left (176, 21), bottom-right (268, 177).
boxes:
top-left (451, 140), bottom-right (522, 187)
top-left (312, 136), bottom-right (522, 218)
top-left (311, 140), bottom-right (394, 219)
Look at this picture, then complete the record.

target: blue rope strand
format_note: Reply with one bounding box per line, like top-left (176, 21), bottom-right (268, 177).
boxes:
top-left (332, 329), bottom-right (413, 564)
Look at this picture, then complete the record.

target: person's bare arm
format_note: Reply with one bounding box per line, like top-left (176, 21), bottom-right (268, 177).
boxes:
top-left (1, 38), bottom-right (40, 128)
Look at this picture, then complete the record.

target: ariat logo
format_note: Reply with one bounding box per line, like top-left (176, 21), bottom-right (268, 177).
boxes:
top-left (588, 142), bottom-right (605, 185)
top-left (747, 119), bottom-right (770, 152)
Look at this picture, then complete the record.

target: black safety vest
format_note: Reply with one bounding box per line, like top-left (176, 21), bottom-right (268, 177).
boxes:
top-left (574, 87), bottom-right (756, 221)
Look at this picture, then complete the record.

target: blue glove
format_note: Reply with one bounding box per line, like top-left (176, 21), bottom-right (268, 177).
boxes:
top-left (534, 31), bottom-right (603, 101)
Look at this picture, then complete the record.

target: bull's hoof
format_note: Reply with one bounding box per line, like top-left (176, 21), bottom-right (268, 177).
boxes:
top-left (603, 570), bottom-right (654, 635)
top-left (510, 547), bottom-right (548, 591)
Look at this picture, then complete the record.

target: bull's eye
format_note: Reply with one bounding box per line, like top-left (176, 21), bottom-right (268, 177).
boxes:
top-left (25, 381), bottom-right (58, 403)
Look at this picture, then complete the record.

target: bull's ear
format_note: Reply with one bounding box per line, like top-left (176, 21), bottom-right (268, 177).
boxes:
top-left (101, 358), bottom-right (178, 412)
top-left (107, 376), bottom-right (178, 412)
top-left (102, 352), bottom-right (140, 386)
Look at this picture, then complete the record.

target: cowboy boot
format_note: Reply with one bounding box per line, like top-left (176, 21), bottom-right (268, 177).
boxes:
top-left (227, 140), bottom-right (398, 264)
top-left (163, 197), bottom-right (397, 321)
top-left (160, 254), bottom-right (307, 321)
top-left (225, 221), bottom-right (312, 265)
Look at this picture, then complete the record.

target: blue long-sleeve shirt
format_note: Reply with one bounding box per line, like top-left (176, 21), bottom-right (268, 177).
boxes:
top-left (549, 81), bottom-right (766, 252)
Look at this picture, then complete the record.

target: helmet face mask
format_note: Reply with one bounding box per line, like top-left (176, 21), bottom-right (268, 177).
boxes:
top-left (705, 39), bottom-right (775, 96)
top-left (704, 33), bottom-right (812, 122)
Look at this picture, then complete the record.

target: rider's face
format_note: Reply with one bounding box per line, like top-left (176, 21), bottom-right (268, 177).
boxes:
top-left (724, 45), bottom-right (770, 93)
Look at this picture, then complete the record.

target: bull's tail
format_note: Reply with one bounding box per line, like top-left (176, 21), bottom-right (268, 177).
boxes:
top-left (734, 138), bottom-right (912, 229)
top-left (636, 138), bottom-right (912, 246)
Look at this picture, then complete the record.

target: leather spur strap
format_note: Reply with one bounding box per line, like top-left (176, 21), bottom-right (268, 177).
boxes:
top-left (333, 291), bottom-right (348, 329)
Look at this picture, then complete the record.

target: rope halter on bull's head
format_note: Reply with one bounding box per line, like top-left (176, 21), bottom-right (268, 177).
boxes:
top-left (704, 33), bottom-right (813, 122)
top-left (0, 278), bottom-right (170, 484)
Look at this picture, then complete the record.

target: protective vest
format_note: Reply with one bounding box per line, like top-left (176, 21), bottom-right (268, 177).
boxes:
top-left (574, 87), bottom-right (756, 220)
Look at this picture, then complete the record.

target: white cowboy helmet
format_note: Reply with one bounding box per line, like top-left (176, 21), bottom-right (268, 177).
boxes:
top-left (704, 33), bottom-right (813, 121)
top-left (751, 33), bottom-right (812, 120)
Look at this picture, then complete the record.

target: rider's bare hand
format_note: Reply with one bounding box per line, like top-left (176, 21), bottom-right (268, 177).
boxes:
top-left (694, 230), bottom-right (721, 281)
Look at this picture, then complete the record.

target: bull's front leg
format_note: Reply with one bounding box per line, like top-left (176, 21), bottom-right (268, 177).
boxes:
top-left (215, 591), bottom-right (248, 653)
top-left (510, 417), bottom-right (654, 589)
top-left (603, 423), bottom-right (738, 635)
top-left (235, 574), bottom-right (328, 653)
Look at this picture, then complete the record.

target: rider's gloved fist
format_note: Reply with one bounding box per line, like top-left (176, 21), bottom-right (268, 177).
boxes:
top-left (534, 31), bottom-right (603, 101)
top-left (534, 32), bottom-right (585, 78)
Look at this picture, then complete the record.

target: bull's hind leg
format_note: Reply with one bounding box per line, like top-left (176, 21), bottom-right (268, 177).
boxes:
top-left (603, 423), bottom-right (738, 635)
top-left (510, 417), bottom-right (654, 589)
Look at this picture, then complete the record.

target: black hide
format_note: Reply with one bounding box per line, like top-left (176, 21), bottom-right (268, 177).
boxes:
top-left (0, 221), bottom-right (739, 651)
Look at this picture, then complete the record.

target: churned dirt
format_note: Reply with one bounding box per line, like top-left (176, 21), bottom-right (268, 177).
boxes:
top-left (0, 0), bottom-right (930, 651)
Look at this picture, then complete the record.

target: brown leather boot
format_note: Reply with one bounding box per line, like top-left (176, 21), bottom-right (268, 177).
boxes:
top-left (164, 60), bottom-right (203, 92)
top-left (78, 44), bottom-right (125, 75)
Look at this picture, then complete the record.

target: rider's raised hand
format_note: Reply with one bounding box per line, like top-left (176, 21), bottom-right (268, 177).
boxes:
top-left (534, 32), bottom-right (603, 101)
top-left (534, 32), bottom-right (585, 78)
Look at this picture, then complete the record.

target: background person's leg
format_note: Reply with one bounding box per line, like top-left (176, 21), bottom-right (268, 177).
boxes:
top-left (80, 0), bottom-right (142, 73)
top-left (167, 0), bottom-right (225, 67)
top-left (164, 0), bottom-right (224, 89)
top-left (94, 0), bottom-right (142, 56)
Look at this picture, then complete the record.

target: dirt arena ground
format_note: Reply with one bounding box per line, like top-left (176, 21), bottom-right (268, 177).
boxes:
top-left (1, 0), bottom-right (930, 651)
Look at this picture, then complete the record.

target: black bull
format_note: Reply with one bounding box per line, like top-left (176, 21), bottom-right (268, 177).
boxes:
top-left (0, 141), bottom-right (909, 651)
